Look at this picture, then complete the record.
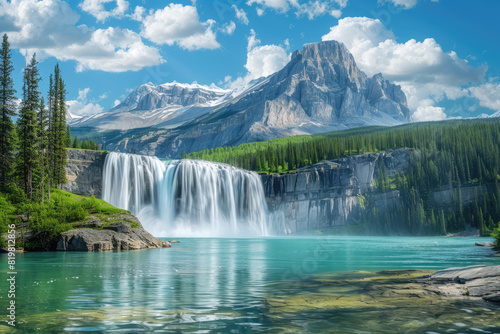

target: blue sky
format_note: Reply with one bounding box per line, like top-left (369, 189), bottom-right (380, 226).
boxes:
top-left (1, 0), bottom-right (499, 121)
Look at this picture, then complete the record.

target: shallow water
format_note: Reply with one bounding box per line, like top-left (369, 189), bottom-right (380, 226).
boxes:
top-left (1, 236), bottom-right (499, 333)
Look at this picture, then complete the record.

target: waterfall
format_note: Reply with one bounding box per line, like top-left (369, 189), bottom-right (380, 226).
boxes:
top-left (102, 152), bottom-right (270, 237)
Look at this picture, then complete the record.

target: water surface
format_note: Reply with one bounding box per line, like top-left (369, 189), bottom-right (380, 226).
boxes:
top-left (1, 236), bottom-right (499, 333)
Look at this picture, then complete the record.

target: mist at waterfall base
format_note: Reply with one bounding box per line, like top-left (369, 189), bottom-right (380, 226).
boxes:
top-left (102, 152), bottom-right (271, 237)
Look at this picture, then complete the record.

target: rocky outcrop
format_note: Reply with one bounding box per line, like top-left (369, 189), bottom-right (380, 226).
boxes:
top-left (57, 221), bottom-right (171, 251)
top-left (262, 148), bottom-right (416, 234)
top-left (415, 265), bottom-right (500, 302)
top-left (63, 149), bottom-right (107, 197)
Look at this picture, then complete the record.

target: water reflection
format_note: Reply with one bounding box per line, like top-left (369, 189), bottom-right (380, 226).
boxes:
top-left (1, 237), bottom-right (498, 333)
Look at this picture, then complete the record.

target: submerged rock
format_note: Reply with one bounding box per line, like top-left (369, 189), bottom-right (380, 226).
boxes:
top-left (415, 265), bottom-right (500, 302)
top-left (57, 222), bottom-right (170, 251)
top-left (475, 242), bottom-right (495, 247)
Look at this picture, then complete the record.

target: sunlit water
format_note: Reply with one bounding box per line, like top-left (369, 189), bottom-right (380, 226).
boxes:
top-left (1, 236), bottom-right (499, 333)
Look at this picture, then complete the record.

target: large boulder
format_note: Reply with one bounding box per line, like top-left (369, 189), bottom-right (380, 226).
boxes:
top-left (57, 223), bottom-right (170, 251)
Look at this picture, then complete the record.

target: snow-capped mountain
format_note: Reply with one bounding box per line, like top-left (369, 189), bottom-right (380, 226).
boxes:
top-left (72, 40), bottom-right (412, 157)
top-left (70, 82), bottom-right (232, 130)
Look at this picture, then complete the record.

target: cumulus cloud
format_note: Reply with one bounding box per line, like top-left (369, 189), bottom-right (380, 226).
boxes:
top-left (78, 87), bottom-right (91, 102)
top-left (130, 5), bottom-right (145, 21)
top-left (469, 83), bottom-right (500, 111)
top-left (221, 21), bottom-right (236, 35)
top-left (247, 0), bottom-right (345, 19)
top-left (321, 17), bottom-right (486, 110)
top-left (379, 0), bottom-right (438, 10)
top-left (227, 30), bottom-right (290, 90)
top-left (412, 103), bottom-right (447, 122)
top-left (79, 0), bottom-right (129, 22)
top-left (0, 0), bottom-right (163, 72)
top-left (67, 87), bottom-right (104, 117)
top-left (232, 4), bottom-right (249, 25)
top-left (67, 100), bottom-right (104, 117)
top-left (141, 4), bottom-right (220, 50)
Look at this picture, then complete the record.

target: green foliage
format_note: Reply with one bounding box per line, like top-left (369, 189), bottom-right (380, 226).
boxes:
top-left (189, 119), bottom-right (500, 236)
top-left (492, 223), bottom-right (500, 247)
top-left (0, 34), bottom-right (17, 192)
top-left (16, 53), bottom-right (41, 200)
top-left (69, 136), bottom-right (100, 150)
top-left (0, 189), bottom-right (129, 251)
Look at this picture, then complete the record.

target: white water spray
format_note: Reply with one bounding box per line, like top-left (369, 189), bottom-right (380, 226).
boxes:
top-left (102, 152), bottom-right (270, 237)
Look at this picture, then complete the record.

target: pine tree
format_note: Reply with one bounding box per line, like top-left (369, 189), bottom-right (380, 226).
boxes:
top-left (17, 54), bottom-right (41, 200)
top-left (0, 34), bottom-right (17, 192)
top-left (66, 125), bottom-right (72, 148)
top-left (46, 74), bottom-right (54, 202)
top-left (53, 72), bottom-right (67, 188)
top-left (37, 97), bottom-right (47, 203)
top-left (72, 136), bottom-right (79, 149)
top-left (439, 210), bottom-right (447, 235)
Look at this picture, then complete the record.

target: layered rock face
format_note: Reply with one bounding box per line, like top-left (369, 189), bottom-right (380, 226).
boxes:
top-left (62, 149), bottom-right (107, 197)
top-left (262, 149), bottom-right (416, 234)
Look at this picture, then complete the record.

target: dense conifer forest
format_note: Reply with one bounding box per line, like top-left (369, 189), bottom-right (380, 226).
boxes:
top-left (0, 34), bottom-right (100, 249)
top-left (188, 120), bottom-right (500, 241)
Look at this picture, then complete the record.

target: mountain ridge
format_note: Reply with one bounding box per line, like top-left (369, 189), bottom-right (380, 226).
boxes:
top-left (72, 40), bottom-right (411, 157)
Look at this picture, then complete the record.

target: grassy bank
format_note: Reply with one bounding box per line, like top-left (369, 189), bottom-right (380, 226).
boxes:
top-left (0, 188), bottom-right (132, 251)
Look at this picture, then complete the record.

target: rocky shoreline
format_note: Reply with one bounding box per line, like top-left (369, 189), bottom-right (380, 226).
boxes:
top-left (57, 221), bottom-right (171, 251)
top-left (414, 265), bottom-right (500, 302)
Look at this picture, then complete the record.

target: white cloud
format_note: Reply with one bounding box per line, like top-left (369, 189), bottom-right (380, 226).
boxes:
top-left (113, 99), bottom-right (121, 107)
top-left (227, 30), bottom-right (290, 90)
top-left (232, 5), bottom-right (249, 25)
top-left (45, 27), bottom-right (164, 72)
top-left (295, 0), bottom-right (344, 19)
top-left (0, 0), bottom-right (163, 72)
top-left (67, 87), bottom-right (105, 117)
top-left (141, 3), bottom-right (220, 50)
top-left (221, 21), bottom-right (236, 35)
top-left (67, 100), bottom-right (104, 117)
top-left (379, 0), bottom-right (438, 10)
top-left (78, 87), bottom-right (91, 102)
top-left (469, 83), bottom-right (500, 110)
top-left (79, 0), bottom-right (129, 22)
top-left (247, 0), bottom-right (290, 13)
top-left (321, 17), bottom-right (486, 110)
top-left (247, 0), bottom-right (345, 19)
top-left (130, 5), bottom-right (145, 21)
top-left (379, 0), bottom-right (417, 9)
top-left (412, 104), bottom-right (446, 122)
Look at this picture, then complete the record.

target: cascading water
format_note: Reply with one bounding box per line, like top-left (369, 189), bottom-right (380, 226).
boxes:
top-left (102, 152), bottom-right (270, 237)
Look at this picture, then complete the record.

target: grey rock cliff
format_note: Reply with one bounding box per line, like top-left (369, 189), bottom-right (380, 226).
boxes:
top-left (262, 149), bottom-right (416, 234)
top-left (62, 149), bottom-right (107, 197)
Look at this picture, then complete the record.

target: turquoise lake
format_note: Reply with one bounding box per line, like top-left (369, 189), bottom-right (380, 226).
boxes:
top-left (1, 236), bottom-right (499, 333)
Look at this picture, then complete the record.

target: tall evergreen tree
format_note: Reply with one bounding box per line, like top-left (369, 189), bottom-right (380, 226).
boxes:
top-left (50, 66), bottom-right (67, 188)
top-left (17, 54), bottom-right (41, 200)
top-left (47, 74), bottom-right (54, 202)
top-left (37, 97), bottom-right (47, 203)
top-left (0, 34), bottom-right (17, 192)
